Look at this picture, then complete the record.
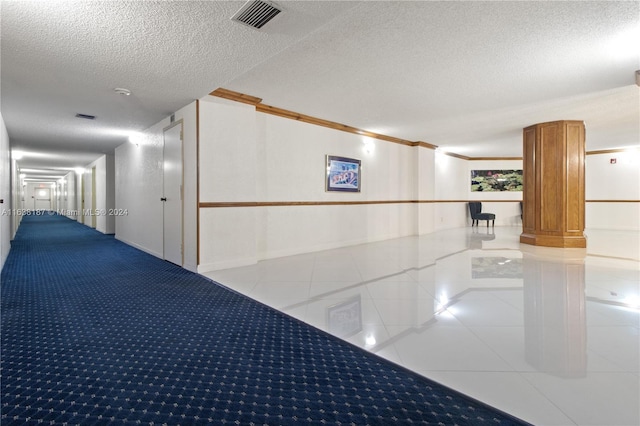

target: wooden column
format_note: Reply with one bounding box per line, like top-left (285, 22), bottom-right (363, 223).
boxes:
top-left (520, 120), bottom-right (586, 248)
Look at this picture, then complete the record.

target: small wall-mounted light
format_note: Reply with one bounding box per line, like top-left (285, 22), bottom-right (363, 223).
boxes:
top-left (12, 150), bottom-right (24, 160)
top-left (114, 87), bottom-right (131, 96)
top-left (129, 132), bottom-right (143, 146)
top-left (75, 167), bottom-right (85, 175)
top-left (362, 137), bottom-right (375, 154)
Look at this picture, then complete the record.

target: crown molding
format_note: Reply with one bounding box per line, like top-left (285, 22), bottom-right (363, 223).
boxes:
top-left (441, 151), bottom-right (470, 161)
top-left (210, 88), bottom-right (262, 105)
top-left (212, 88), bottom-right (621, 161)
top-left (255, 104), bottom-right (416, 147)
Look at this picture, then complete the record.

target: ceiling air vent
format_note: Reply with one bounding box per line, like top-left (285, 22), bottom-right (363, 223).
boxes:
top-left (231, 0), bottom-right (282, 29)
top-left (75, 113), bottom-right (96, 120)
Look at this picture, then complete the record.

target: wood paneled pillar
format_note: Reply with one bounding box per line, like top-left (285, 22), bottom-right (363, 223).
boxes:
top-left (520, 120), bottom-right (586, 248)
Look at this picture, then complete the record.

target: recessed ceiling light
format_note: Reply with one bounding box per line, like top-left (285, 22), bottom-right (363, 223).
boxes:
top-left (114, 88), bottom-right (131, 96)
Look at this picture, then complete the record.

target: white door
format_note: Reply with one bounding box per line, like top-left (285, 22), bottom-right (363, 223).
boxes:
top-left (162, 122), bottom-right (183, 265)
top-left (34, 188), bottom-right (51, 210)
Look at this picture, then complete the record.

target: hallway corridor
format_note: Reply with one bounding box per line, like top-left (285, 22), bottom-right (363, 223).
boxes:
top-left (1, 215), bottom-right (528, 425)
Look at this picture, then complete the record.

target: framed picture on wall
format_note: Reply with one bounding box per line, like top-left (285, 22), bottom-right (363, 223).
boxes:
top-left (470, 170), bottom-right (523, 192)
top-left (326, 155), bottom-right (361, 192)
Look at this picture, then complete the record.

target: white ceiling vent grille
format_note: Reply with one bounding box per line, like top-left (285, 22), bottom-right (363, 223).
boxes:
top-left (231, 0), bottom-right (282, 29)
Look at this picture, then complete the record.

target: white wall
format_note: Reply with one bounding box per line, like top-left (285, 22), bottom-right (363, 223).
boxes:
top-left (431, 152), bottom-right (640, 231)
top-left (176, 103), bottom-right (198, 272)
top-left (75, 168), bottom-right (84, 223)
top-left (586, 151), bottom-right (640, 230)
top-left (115, 95), bottom-right (639, 274)
top-left (24, 182), bottom-right (52, 210)
top-left (198, 97), bottom-right (257, 271)
top-left (433, 155), bottom-right (523, 229)
top-left (81, 155), bottom-right (115, 234)
top-left (468, 159), bottom-right (523, 227)
top-left (416, 147), bottom-right (436, 234)
top-left (11, 154), bottom-right (22, 237)
top-left (115, 119), bottom-right (167, 259)
top-left (114, 102), bottom-right (198, 271)
top-left (0, 113), bottom-right (10, 270)
top-left (434, 152), bottom-right (471, 230)
top-left (59, 171), bottom-right (76, 219)
top-left (198, 96), bottom-right (418, 272)
top-left (256, 112), bottom-right (416, 260)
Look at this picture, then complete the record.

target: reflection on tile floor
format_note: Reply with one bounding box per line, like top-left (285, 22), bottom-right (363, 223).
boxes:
top-left (203, 227), bottom-right (640, 426)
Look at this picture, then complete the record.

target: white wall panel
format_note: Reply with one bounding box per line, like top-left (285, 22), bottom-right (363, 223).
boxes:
top-left (258, 114), bottom-right (415, 202)
top-left (417, 146), bottom-right (436, 234)
top-left (586, 151), bottom-right (640, 200)
top-left (114, 103), bottom-right (197, 270)
top-left (199, 208), bottom-right (257, 271)
top-left (199, 98), bottom-right (257, 202)
top-left (197, 96), bottom-right (420, 271)
top-left (83, 155), bottom-right (115, 234)
top-left (0, 113), bottom-right (10, 270)
top-left (197, 96), bottom-right (638, 272)
top-left (61, 171), bottom-right (76, 219)
top-left (586, 152), bottom-right (640, 230)
top-left (586, 203), bottom-right (639, 230)
top-left (259, 204), bottom-right (416, 261)
top-left (175, 103), bottom-right (198, 272)
top-left (115, 118), bottom-right (167, 258)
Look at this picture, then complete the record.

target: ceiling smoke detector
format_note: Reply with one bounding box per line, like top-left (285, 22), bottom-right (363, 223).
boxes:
top-left (231, 0), bottom-right (282, 29)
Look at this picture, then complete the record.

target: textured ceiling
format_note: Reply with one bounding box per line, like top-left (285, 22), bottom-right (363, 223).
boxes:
top-left (2, 1), bottom-right (639, 182)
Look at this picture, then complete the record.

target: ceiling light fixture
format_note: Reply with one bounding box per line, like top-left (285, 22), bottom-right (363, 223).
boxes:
top-left (114, 88), bottom-right (131, 96)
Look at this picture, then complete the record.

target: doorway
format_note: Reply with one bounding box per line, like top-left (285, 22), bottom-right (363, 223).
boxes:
top-left (34, 187), bottom-right (51, 211)
top-left (162, 121), bottom-right (183, 266)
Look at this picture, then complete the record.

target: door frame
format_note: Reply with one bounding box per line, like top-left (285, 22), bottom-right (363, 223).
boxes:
top-left (91, 166), bottom-right (97, 228)
top-left (162, 120), bottom-right (184, 266)
top-left (79, 172), bottom-right (85, 224)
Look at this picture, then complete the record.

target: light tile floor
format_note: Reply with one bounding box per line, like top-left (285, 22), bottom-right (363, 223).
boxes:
top-left (203, 227), bottom-right (640, 425)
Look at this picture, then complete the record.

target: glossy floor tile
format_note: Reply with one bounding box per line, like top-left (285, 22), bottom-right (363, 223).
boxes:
top-left (203, 227), bottom-right (640, 425)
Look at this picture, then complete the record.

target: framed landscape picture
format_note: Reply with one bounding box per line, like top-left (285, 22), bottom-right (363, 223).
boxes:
top-left (471, 170), bottom-right (523, 192)
top-left (326, 155), bottom-right (361, 192)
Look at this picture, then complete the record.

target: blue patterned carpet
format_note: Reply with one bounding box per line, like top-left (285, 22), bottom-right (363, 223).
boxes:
top-left (1, 214), bottom-right (529, 425)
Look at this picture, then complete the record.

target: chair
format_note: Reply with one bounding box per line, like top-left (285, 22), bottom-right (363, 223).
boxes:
top-left (468, 202), bottom-right (495, 227)
top-left (519, 201), bottom-right (523, 220)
